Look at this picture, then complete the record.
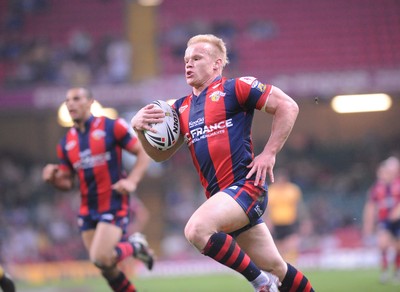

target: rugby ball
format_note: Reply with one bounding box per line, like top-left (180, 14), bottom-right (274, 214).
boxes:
top-left (144, 100), bottom-right (180, 151)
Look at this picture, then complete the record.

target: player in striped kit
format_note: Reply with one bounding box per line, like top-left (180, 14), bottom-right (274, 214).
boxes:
top-left (363, 156), bottom-right (400, 283)
top-left (42, 88), bottom-right (153, 292)
top-left (131, 34), bottom-right (314, 292)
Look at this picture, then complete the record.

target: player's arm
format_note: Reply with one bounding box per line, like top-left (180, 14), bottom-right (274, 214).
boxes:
top-left (247, 86), bottom-right (298, 185)
top-left (131, 103), bottom-right (184, 162)
top-left (262, 86), bottom-right (299, 158)
top-left (136, 130), bottom-right (184, 162)
top-left (42, 163), bottom-right (74, 190)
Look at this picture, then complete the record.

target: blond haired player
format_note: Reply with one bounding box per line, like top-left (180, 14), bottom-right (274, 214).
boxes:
top-left (131, 34), bottom-right (314, 292)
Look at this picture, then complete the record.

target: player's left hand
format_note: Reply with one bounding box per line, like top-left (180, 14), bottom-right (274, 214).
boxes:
top-left (246, 151), bottom-right (276, 186)
top-left (112, 179), bottom-right (137, 195)
top-left (131, 103), bottom-right (165, 133)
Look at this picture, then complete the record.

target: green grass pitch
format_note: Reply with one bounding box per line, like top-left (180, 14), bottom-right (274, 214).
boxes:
top-left (15, 269), bottom-right (400, 292)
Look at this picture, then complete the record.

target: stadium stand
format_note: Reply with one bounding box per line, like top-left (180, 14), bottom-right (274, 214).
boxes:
top-left (1, 0), bottom-right (399, 85)
top-left (0, 0), bottom-right (123, 44)
top-left (158, 0), bottom-right (400, 77)
top-left (0, 0), bottom-right (400, 283)
top-left (0, 0), bottom-right (125, 86)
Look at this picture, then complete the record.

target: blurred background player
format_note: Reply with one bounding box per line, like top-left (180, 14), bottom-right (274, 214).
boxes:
top-left (363, 156), bottom-right (400, 283)
top-left (0, 265), bottom-right (15, 292)
top-left (263, 168), bottom-right (309, 264)
top-left (42, 87), bottom-right (153, 292)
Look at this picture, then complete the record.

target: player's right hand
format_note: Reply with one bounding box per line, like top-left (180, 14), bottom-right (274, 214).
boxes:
top-left (42, 164), bottom-right (59, 182)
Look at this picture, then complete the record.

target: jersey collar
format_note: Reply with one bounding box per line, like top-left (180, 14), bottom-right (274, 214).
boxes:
top-left (74, 115), bottom-right (95, 132)
top-left (192, 75), bottom-right (223, 98)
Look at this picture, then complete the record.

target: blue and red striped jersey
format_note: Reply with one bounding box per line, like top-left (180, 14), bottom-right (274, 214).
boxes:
top-left (56, 115), bottom-right (138, 216)
top-left (173, 76), bottom-right (272, 198)
top-left (368, 177), bottom-right (400, 221)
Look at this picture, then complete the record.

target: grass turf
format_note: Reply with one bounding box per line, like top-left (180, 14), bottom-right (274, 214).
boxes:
top-left (15, 268), bottom-right (400, 292)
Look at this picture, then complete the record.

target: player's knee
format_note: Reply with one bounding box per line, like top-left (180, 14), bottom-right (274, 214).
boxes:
top-left (91, 254), bottom-right (115, 270)
top-left (93, 259), bottom-right (116, 273)
top-left (184, 219), bottom-right (210, 248)
top-left (184, 221), bottom-right (195, 243)
top-left (95, 262), bottom-right (118, 281)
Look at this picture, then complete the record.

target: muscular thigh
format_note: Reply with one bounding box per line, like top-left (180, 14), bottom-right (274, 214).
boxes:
top-left (188, 192), bottom-right (250, 234)
top-left (188, 178), bottom-right (267, 235)
top-left (87, 222), bottom-right (123, 259)
top-left (236, 223), bottom-right (285, 274)
top-left (82, 229), bottom-right (96, 252)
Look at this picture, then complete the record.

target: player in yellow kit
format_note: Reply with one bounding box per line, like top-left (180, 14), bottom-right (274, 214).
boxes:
top-left (264, 169), bottom-right (308, 263)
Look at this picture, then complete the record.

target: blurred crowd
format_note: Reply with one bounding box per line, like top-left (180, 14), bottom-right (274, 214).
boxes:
top-left (0, 151), bottom-right (85, 264)
top-left (0, 0), bottom-right (280, 88)
top-left (1, 131), bottom-right (399, 264)
top-left (0, 29), bottom-right (133, 88)
top-left (0, 0), bottom-right (132, 87)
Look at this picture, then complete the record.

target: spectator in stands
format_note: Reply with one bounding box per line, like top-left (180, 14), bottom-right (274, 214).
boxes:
top-left (105, 36), bottom-right (132, 83)
top-left (246, 19), bottom-right (278, 40)
top-left (68, 30), bottom-right (93, 63)
top-left (58, 58), bottom-right (93, 86)
top-left (28, 37), bottom-right (55, 83)
top-left (363, 156), bottom-right (400, 283)
top-left (3, 9), bottom-right (24, 32)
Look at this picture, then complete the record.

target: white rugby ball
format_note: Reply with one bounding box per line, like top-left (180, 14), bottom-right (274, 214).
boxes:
top-left (144, 100), bottom-right (180, 151)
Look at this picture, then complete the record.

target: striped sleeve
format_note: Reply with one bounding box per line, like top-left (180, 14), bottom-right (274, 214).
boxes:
top-left (234, 76), bottom-right (272, 111)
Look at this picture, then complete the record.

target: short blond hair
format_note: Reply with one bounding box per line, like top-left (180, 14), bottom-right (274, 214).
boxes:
top-left (187, 34), bottom-right (229, 68)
